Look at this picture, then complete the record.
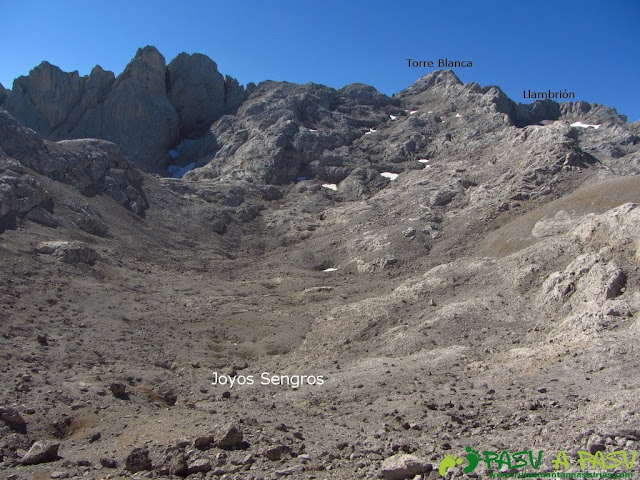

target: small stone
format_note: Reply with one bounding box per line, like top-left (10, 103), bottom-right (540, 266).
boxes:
top-left (100, 457), bottom-right (117, 468)
top-left (264, 445), bottom-right (291, 461)
top-left (109, 382), bottom-right (127, 399)
top-left (403, 227), bottom-right (416, 238)
top-left (194, 434), bottom-right (215, 450)
top-left (188, 457), bottom-right (211, 474)
top-left (275, 464), bottom-right (305, 476)
top-left (155, 385), bottom-right (178, 406)
top-left (0, 406), bottom-right (25, 426)
top-left (50, 472), bottom-right (69, 479)
top-left (168, 452), bottom-right (188, 476)
top-left (37, 334), bottom-right (49, 346)
top-left (21, 440), bottom-right (60, 465)
top-left (587, 435), bottom-right (606, 455)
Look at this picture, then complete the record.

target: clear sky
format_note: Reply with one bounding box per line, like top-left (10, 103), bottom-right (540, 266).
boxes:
top-left (1, 0), bottom-right (638, 121)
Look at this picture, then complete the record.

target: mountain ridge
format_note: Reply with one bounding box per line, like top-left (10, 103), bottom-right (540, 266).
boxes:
top-left (1, 47), bottom-right (631, 180)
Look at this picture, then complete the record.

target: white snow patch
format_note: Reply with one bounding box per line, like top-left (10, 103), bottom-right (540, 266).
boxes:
top-left (410, 110), bottom-right (418, 114)
top-left (427, 111), bottom-right (433, 114)
top-left (570, 121), bottom-right (600, 129)
top-left (322, 183), bottom-right (338, 191)
top-left (418, 159), bottom-right (429, 163)
top-left (455, 113), bottom-right (461, 118)
top-left (381, 172), bottom-right (399, 181)
top-left (309, 128), bottom-right (317, 132)
top-left (389, 115), bottom-right (397, 120)
top-left (323, 268), bottom-right (338, 272)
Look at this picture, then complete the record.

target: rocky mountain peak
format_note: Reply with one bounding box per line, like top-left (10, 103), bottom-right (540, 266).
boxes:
top-left (114, 45), bottom-right (168, 96)
top-left (0, 46), bottom-right (246, 173)
top-left (400, 69), bottom-right (462, 97)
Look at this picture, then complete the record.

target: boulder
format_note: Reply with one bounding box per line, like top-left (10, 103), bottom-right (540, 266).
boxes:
top-left (0, 160), bottom-right (50, 221)
top-left (125, 446), bottom-right (152, 472)
top-left (213, 423), bottom-right (244, 449)
top-left (380, 453), bottom-right (432, 480)
top-left (0, 406), bottom-right (25, 427)
top-left (21, 440), bottom-right (60, 465)
top-left (35, 241), bottom-right (99, 265)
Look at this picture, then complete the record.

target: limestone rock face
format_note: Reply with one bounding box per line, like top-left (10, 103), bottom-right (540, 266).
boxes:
top-left (3, 61), bottom-right (85, 137)
top-left (168, 52), bottom-right (226, 139)
top-left (99, 46), bottom-right (179, 172)
top-left (224, 75), bottom-right (246, 114)
top-left (0, 83), bottom-right (8, 104)
top-left (60, 65), bottom-right (115, 139)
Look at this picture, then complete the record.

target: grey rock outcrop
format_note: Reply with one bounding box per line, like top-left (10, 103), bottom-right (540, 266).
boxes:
top-left (0, 108), bottom-right (147, 215)
top-left (0, 157), bottom-right (50, 226)
top-left (184, 80), bottom-right (397, 184)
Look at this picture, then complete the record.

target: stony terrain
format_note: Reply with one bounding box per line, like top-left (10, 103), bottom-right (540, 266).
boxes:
top-left (1, 47), bottom-right (640, 480)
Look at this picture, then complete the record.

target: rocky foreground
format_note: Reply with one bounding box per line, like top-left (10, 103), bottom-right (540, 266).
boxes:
top-left (1, 47), bottom-right (640, 479)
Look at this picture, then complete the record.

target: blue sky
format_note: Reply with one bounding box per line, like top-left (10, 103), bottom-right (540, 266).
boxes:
top-left (1, 0), bottom-right (638, 120)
